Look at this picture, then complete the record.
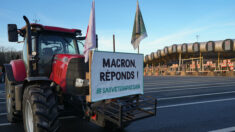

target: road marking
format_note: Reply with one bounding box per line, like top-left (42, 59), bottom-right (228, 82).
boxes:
top-left (0, 98), bottom-right (5, 100)
top-left (144, 82), bottom-right (235, 90)
top-left (145, 80), bottom-right (211, 85)
top-left (144, 80), bottom-right (235, 86)
top-left (0, 123), bottom-right (11, 127)
top-left (145, 84), bottom-right (235, 93)
top-left (145, 77), bottom-right (235, 81)
top-left (209, 126), bottom-right (235, 132)
top-left (146, 79), bottom-right (235, 83)
top-left (157, 97), bottom-right (235, 109)
top-left (144, 76), bottom-right (233, 79)
top-left (59, 115), bottom-right (77, 120)
top-left (0, 113), bottom-right (7, 116)
top-left (158, 90), bottom-right (235, 100)
top-left (0, 102), bottom-right (6, 104)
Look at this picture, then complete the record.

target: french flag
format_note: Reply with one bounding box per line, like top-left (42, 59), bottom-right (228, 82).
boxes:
top-left (84, 0), bottom-right (96, 63)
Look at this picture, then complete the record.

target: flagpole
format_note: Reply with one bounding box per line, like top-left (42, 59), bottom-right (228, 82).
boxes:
top-left (138, 46), bottom-right (139, 54)
top-left (84, 0), bottom-right (96, 63)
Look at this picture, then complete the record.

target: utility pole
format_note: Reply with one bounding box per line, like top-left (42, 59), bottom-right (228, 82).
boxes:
top-left (178, 53), bottom-right (181, 71)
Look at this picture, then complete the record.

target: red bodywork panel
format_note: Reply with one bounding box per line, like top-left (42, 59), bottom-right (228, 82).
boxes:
top-left (10, 59), bottom-right (26, 82)
top-left (50, 54), bottom-right (85, 93)
top-left (21, 23), bottom-right (81, 34)
top-left (43, 26), bottom-right (78, 33)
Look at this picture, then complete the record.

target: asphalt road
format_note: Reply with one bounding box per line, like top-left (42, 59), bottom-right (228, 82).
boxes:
top-left (1, 76), bottom-right (235, 132)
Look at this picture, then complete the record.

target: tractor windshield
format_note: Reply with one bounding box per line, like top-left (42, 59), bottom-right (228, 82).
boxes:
top-left (38, 34), bottom-right (78, 55)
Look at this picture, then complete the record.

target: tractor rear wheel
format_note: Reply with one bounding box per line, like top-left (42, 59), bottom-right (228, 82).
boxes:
top-left (23, 83), bottom-right (59, 132)
top-left (5, 74), bottom-right (19, 122)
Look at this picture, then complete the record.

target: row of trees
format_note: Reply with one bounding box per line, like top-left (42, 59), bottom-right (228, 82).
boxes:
top-left (0, 46), bottom-right (22, 67)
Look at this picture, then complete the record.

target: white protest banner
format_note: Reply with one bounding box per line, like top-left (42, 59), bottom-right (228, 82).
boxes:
top-left (91, 51), bottom-right (144, 102)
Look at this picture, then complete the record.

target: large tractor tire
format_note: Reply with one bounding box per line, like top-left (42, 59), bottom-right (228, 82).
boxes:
top-left (5, 74), bottom-right (20, 122)
top-left (23, 83), bottom-right (59, 132)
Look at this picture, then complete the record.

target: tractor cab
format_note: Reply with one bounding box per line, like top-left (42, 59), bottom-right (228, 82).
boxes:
top-left (8, 16), bottom-right (93, 95)
top-left (9, 22), bottom-right (86, 77)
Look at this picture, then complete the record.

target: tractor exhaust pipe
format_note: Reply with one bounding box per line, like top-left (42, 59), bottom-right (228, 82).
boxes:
top-left (23, 16), bottom-right (33, 76)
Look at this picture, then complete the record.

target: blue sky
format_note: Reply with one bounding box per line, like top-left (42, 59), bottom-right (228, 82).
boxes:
top-left (0, 0), bottom-right (235, 55)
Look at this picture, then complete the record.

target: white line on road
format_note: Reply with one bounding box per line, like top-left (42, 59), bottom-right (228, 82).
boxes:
top-left (144, 82), bottom-right (235, 90)
top-left (0, 113), bottom-right (7, 116)
top-left (145, 77), bottom-right (235, 82)
top-left (145, 84), bottom-right (235, 93)
top-left (158, 90), bottom-right (235, 100)
top-left (158, 97), bottom-right (235, 109)
top-left (209, 126), bottom-right (235, 132)
top-left (144, 80), bottom-right (210, 85)
top-left (0, 123), bottom-right (11, 127)
top-left (144, 80), bottom-right (235, 86)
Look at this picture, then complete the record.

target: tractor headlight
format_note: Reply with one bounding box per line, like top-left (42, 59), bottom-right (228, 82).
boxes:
top-left (75, 78), bottom-right (89, 87)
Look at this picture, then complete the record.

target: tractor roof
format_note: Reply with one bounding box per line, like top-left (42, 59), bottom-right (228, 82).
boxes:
top-left (20, 23), bottom-right (81, 35)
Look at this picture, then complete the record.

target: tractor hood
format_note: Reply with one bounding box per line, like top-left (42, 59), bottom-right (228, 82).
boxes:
top-left (50, 54), bottom-right (89, 94)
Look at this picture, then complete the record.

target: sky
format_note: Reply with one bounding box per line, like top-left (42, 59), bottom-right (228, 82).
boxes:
top-left (0, 0), bottom-right (235, 55)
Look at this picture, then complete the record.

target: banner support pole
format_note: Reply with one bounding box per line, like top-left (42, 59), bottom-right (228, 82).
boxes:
top-left (86, 51), bottom-right (93, 102)
top-left (113, 34), bottom-right (116, 52)
top-left (138, 46), bottom-right (139, 54)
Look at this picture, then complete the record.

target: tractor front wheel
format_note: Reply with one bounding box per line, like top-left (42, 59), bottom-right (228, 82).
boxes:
top-left (23, 83), bottom-right (59, 132)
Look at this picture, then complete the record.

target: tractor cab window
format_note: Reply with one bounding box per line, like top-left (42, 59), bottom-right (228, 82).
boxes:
top-left (32, 36), bottom-right (36, 52)
top-left (23, 39), bottom-right (28, 69)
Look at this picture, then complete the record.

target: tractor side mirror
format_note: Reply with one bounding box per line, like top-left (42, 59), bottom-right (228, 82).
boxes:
top-left (76, 36), bottom-right (86, 41)
top-left (8, 24), bottom-right (18, 42)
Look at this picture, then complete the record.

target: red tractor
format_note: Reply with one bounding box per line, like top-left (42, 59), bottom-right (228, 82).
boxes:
top-left (5, 16), bottom-right (156, 132)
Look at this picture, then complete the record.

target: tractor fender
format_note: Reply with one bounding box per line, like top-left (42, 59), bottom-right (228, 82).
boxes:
top-left (23, 77), bottom-right (51, 90)
top-left (19, 77), bottom-right (51, 112)
top-left (10, 59), bottom-right (26, 82)
top-left (4, 64), bottom-right (16, 82)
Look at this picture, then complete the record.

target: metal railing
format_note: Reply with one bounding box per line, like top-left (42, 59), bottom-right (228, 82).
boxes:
top-left (96, 95), bottom-right (157, 127)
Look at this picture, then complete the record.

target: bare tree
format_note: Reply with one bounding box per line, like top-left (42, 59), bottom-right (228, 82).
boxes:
top-left (0, 46), bottom-right (22, 66)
